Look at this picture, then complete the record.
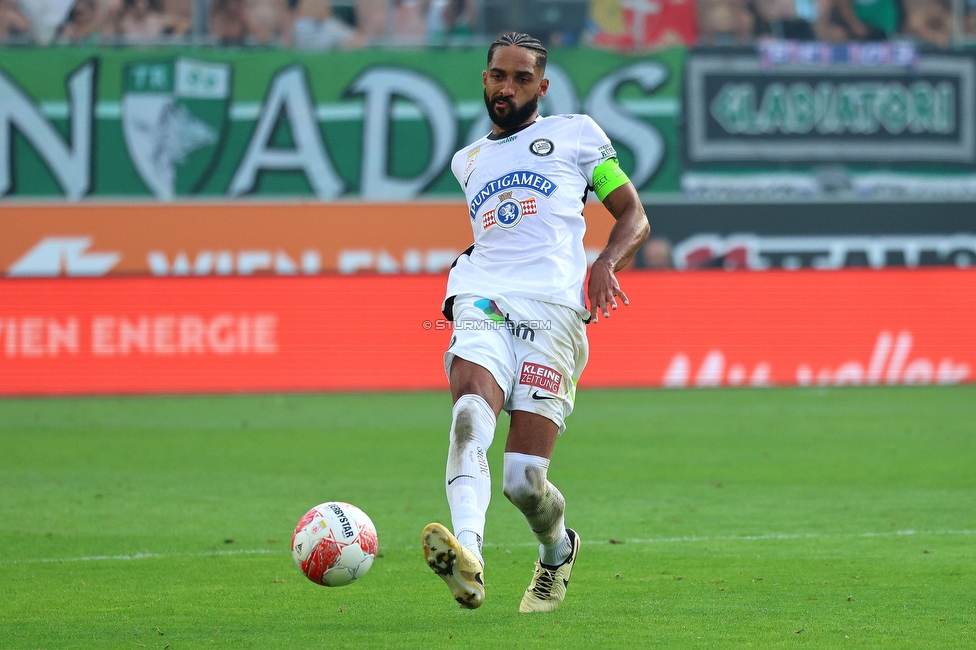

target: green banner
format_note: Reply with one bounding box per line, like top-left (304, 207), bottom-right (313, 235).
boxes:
top-left (0, 47), bottom-right (683, 200)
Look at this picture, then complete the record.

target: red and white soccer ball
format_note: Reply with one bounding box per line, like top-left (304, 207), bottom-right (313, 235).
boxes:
top-left (291, 502), bottom-right (378, 587)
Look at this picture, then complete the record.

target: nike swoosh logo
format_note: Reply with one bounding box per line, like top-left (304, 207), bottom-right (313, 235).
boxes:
top-left (447, 474), bottom-right (475, 485)
top-left (531, 391), bottom-right (556, 401)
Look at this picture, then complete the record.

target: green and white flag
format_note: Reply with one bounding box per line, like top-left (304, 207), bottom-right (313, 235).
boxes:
top-left (121, 58), bottom-right (231, 200)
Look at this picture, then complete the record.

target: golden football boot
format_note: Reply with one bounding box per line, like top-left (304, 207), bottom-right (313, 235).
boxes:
top-left (518, 528), bottom-right (580, 613)
top-left (422, 523), bottom-right (485, 609)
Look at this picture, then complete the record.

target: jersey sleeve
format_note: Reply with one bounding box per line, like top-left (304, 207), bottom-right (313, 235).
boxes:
top-left (576, 115), bottom-right (618, 189)
top-left (450, 149), bottom-right (466, 187)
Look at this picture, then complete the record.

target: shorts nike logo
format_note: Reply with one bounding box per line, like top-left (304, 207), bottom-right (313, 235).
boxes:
top-left (447, 474), bottom-right (475, 485)
top-left (531, 391), bottom-right (556, 401)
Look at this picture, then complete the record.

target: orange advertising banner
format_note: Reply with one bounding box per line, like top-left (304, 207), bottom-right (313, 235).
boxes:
top-left (1, 269), bottom-right (973, 396)
top-left (0, 202), bottom-right (616, 277)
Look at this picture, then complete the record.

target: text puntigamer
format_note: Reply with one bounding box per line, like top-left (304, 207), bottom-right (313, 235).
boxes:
top-left (469, 171), bottom-right (558, 218)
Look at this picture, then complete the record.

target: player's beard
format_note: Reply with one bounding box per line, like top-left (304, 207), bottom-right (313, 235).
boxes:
top-left (484, 90), bottom-right (540, 130)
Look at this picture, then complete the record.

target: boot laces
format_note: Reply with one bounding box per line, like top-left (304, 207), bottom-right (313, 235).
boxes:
top-left (532, 565), bottom-right (557, 598)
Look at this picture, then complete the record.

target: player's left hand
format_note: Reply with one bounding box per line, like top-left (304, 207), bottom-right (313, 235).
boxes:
top-left (587, 259), bottom-right (629, 323)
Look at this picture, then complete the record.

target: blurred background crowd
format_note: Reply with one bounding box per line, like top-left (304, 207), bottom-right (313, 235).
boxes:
top-left (0, 0), bottom-right (974, 48)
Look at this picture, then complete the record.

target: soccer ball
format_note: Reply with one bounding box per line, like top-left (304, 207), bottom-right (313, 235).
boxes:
top-left (291, 502), bottom-right (378, 587)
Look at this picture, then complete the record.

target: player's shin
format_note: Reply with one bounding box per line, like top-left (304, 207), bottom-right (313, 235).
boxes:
top-left (503, 452), bottom-right (572, 566)
top-left (446, 394), bottom-right (496, 563)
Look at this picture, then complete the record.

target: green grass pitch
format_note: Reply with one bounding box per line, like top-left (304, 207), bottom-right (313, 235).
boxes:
top-left (1, 387), bottom-right (974, 648)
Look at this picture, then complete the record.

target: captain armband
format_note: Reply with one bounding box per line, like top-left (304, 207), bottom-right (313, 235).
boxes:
top-left (591, 158), bottom-right (630, 201)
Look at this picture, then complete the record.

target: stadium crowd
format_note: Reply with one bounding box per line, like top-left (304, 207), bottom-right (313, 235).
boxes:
top-left (0, 0), bottom-right (973, 47)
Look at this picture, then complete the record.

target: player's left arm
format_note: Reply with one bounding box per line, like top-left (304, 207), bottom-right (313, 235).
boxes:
top-left (587, 163), bottom-right (649, 323)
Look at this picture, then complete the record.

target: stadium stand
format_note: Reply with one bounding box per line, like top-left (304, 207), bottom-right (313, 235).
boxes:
top-left (2, 0), bottom-right (975, 46)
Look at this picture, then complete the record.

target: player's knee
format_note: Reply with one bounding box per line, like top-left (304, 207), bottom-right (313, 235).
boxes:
top-left (503, 462), bottom-right (547, 513)
top-left (451, 401), bottom-right (476, 446)
top-left (450, 394), bottom-right (495, 448)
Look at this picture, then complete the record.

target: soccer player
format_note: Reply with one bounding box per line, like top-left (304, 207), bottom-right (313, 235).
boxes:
top-left (422, 32), bottom-right (649, 613)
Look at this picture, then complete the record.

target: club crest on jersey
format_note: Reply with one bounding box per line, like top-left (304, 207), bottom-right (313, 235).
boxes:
top-left (482, 193), bottom-right (537, 230)
top-left (529, 138), bottom-right (554, 156)
top-left (469, 171), bottom-right (557, 219)
top-left (495, 192), bottom-right (522, 229)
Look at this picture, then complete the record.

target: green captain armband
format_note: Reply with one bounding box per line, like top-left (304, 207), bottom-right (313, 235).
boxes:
top-left (591, 158), bottom-right (630, 201)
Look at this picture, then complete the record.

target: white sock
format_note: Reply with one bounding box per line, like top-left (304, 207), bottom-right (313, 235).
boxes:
top-left (446, 394), bottom-right (496, 564)
top-left (503, 452), bottom-right (572, 566)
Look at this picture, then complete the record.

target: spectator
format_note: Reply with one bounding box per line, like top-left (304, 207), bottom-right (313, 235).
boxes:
top-left (291, 0), bottom-right (358, 48)
top-left (118, 0), bottom-right (186, 40)
top-left (16, 0), bottom-right (76, 43)
top-left (354, 0), bottom-right (385, 41)
top-left (811, 0), bottom-right (855, 40)
top-left (210, 0), bottom-right (258, 43)
top-left (697, 0), bottom-right (755, 45)
top-left (427, 0), bottom-right (474, 41)
top-left (966, 0), bottom-right (976, 36)
top-left (393, 0), bottom-right (427, 43)
top-left (245, 0), bottom-right (292, 43)
top-left (755, 0), bottom-right (817, 39)
top-left (623, 237), bottom-right (674, 270)
top-left (641, 238), bottom-right (674, 269)
top-left (57, 0), bottom-right (106, 41)
top-left (160, 0), bottom-right (191, 32)
top-left (355, 0), bottom-right (429, 44)
top-left (902, 0), bottom-right (952, 46)
top-left (832, 0), bottom-right (898, 40)
top-left (0, 0), bottom-right (30, 39)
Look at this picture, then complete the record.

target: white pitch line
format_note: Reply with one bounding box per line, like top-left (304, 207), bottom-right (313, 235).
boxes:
top-left (1, 548), bottom-right (284, 566)
top-left (605, 528), bottom-right (976, 546)
top-left (486, 528), bottom-right (976, 550)
top-left (3, 529), bottom-right (973, 566)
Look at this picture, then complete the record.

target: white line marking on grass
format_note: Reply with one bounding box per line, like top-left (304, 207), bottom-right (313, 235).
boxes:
top-left (492, 528), bottom-right (976, 549)
top-left (1, 548), bottom-right (284, 566)
top-left (609, 529), bottom-right (976, 546)
top-left (4, 529), bottom-right (973, 566)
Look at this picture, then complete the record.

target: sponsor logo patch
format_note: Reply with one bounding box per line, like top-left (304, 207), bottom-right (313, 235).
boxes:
top-left (474, 298), bottom-right (505, 323)
top-left (464, 148), bottom-right (480, 174)
top-left (599, 143), bottom-right (617, 159)
top-left (469, 171), bottom-right (557, 219)
top-left (519, 362), bottom-right (562, 393)
top-left (482, 210), bottom-right (496, 229)
top-left (530, 138), bottom-right (554, 156)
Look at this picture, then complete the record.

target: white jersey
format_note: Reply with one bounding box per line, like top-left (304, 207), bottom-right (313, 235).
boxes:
top-left (445, 114), bottom-right (617, 318)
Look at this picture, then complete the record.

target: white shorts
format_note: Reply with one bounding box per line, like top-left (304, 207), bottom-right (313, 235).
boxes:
top-left (443, 294), bottom-right (588, 434)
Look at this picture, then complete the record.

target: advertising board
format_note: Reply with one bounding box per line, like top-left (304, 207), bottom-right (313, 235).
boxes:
top-left (641, 198), bottom-right (976, 270)
top-left (682, 46), bottom-right (976, 196)
top-left (2, 270), bottom-right (972, 395)
top-left (0, 202), bottom-right (616, 276)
